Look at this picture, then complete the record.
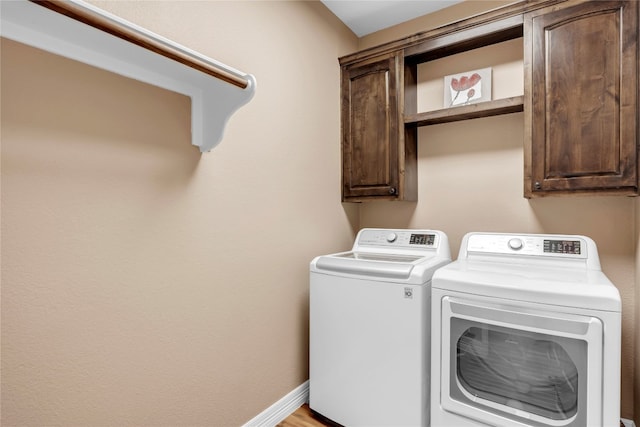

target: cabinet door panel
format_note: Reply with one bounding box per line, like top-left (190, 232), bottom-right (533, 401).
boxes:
top-left (526, 0), bottom-right (638, 196)
top-left (342, 56), bottom-right (400, 200)
top-left (349, 66), bottom-right (394, 188)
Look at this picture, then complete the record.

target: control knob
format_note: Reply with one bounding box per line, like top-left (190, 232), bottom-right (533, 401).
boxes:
top-left (386, 233), bottom-right (397, 243)
top-left (508, 238), bottom-right (523, 250)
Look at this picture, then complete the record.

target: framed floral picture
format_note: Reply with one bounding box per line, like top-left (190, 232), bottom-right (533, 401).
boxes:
top-left (443, 67), bottom-right (492, 107)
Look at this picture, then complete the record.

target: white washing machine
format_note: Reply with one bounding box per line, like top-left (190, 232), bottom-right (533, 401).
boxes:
top-left (431, 232), bottom-right (621, 427)
top-left (310, 228), bottom-right (452, 427)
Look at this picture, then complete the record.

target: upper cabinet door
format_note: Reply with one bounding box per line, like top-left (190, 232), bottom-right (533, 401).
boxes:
top-left (341, 53), bottom-right (415, 202)
top-left (524, 0), bottom-right (638, 197)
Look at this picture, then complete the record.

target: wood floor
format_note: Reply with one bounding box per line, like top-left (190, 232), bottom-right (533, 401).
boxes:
top-left (276, 404), bottom-right (337, 427)
top-left (278, 406), bottom-right (630, 427)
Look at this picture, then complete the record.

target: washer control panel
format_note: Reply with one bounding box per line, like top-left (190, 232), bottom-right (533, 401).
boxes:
top-left (466, 233), bottom-right (587, 259)
top-left (356, 229), bottom-right (439, 249)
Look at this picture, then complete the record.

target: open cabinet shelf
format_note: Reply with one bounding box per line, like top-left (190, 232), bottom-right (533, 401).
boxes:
top-left (404, 95), bottom-right (524, 127)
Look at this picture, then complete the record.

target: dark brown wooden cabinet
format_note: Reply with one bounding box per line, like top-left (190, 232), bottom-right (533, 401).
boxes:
top-left (524, 0), bottom-right (639, 197)
top-left (339, 0), bottom-right (639, 201)
top-left (340, 52), bottom-right (417, 202)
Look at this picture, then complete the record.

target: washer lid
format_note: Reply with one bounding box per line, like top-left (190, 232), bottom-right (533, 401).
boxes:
top-left (432, 259), bottom-right (621, 312)
top-left (312, 251), bottom-right (450, 282)
top-left (334, 252), bottom-right (424, 263)
top-left (310, 228), bottom-right (452, 283)
top-left (314, 252), bottom-right (423, 280)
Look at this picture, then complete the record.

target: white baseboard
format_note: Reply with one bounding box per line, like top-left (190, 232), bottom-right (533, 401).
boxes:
top-left (621, 419), bottom-right (636, 427)
top-left (242, 380), bottom-right (309, 427)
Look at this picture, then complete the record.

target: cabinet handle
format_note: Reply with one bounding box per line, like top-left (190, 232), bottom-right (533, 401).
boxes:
top-left (534, 181), bottom-right (542, 190)
top-left (389, 187), bottom-right (397, 195)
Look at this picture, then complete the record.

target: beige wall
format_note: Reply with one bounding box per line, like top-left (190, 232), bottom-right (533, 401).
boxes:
top-left (2, 0), bottom-right (638, 425)
top-left (359, 1), bottom-right (637, 422)
top-left (1, 1), bottom-right (358, 425)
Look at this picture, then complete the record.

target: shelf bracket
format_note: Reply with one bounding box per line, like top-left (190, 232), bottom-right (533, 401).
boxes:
top-left (0, 0), bottom-right (256, 152)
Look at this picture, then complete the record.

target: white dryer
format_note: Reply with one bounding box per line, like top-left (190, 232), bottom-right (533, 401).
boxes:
top-left (431, 232), bottom-right (621, 427)
top-left (310, 228), bottom-right (451, 427)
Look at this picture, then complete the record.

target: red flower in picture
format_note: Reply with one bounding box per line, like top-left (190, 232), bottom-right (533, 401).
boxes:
top-left (450, 72), bottom-right (482, 106)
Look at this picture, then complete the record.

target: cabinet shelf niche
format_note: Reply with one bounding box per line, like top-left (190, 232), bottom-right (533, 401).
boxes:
top-left (405, 95), bottom-right (524, 127)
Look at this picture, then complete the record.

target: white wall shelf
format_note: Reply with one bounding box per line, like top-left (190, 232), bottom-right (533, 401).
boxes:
top-left (0, 0), bottom-right (256, 152)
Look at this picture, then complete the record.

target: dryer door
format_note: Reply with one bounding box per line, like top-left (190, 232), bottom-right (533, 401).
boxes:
top-left (440, 297), bottom-right (603, 427)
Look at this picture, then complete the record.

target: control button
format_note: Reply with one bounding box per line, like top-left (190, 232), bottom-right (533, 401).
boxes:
top-left (508, 238), bottom-right (523, 250)
top-left (386, 233), bottom-right (397, 243)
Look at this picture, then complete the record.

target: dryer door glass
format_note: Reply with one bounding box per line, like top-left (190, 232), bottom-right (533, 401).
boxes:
top-left (454, 323), bottom-right (583, 420)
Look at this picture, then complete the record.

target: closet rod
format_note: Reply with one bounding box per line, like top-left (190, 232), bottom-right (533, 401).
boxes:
top-left (31, 0), bottom-right (249, 89)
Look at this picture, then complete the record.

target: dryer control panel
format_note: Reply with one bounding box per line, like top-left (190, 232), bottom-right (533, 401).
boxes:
top-left (466, 233), bottom-right (589, 259)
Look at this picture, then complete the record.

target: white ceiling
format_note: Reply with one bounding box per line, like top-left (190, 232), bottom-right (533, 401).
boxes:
top-left (320, 0), bottom-right (464, 37)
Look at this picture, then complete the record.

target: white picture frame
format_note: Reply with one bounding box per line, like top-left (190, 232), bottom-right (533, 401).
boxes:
top-left (443, 67), bottom-right (492, 107)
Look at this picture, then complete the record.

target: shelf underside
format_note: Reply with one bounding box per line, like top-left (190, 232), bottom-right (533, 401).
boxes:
top-left (405, 95), bottom-right (524, 127)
